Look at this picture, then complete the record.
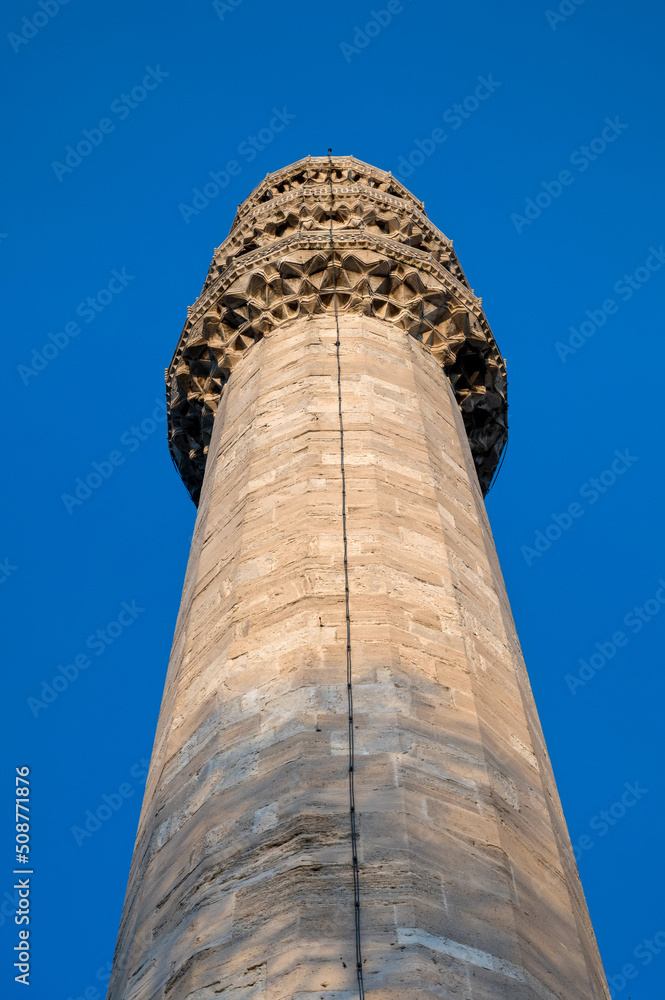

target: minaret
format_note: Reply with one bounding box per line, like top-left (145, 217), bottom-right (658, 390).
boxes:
top-left (107, 156), bottom-right (610, 1000)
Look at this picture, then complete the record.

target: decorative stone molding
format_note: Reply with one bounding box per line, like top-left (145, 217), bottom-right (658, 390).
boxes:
top-left (166, 155), bottom-right (508, 503)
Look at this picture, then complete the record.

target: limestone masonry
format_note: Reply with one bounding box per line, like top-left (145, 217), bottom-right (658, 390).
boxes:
top-left (107, 156), bottom-right (610, 1000)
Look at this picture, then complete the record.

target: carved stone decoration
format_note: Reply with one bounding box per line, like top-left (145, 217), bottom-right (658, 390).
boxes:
top-left (166, 156), bottom-right (508, 504)
top-left (106, 157), bottom-right (611, 1000)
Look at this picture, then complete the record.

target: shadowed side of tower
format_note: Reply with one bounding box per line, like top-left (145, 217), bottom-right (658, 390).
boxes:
top-left (106, 157), bottom-right (610, 1000)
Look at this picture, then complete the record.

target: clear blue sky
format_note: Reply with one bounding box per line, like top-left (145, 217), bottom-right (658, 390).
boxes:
top-left (1, 0), bottom-right (664, 997)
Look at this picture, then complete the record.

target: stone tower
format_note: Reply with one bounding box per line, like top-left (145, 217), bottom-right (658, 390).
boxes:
top-left (107, 156), bottom-right (610, 1000)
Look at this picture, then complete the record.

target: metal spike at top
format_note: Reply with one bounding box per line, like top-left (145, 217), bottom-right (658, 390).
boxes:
top-left (165, 156), bottom-right (507, 505)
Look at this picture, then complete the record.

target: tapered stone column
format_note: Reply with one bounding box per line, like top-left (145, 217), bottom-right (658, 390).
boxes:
top-left (107, 157), bottom-right (610, 1000)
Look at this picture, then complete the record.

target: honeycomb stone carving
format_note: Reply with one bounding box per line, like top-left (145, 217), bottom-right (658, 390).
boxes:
top-left (166, 155), bottom-right (508, 503)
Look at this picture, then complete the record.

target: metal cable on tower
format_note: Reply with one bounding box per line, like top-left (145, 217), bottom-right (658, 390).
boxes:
top-left (107, 156), bottom-right (611, 1000)
top-left (327, 148), bottom-right (365, 1000)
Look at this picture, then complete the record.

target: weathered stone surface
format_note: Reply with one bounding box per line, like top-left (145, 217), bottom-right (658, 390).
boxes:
top-left (108, 159), bottom-right (609, 999)
top-left (108, 306), bottom-right (609, 998)
top-left (165, 156), bottom-right (507, 502)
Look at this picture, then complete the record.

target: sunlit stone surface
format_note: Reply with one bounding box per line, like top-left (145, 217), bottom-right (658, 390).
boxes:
top-left (107, 158), bottom-right (610, 1000)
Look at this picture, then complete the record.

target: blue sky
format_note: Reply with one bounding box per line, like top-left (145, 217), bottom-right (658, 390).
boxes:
top-left (1, 0), bottom-right (664, 996)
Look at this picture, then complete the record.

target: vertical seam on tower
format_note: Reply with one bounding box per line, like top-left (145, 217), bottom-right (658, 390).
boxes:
top-left (327, 150), bottom-right (365, 1000)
